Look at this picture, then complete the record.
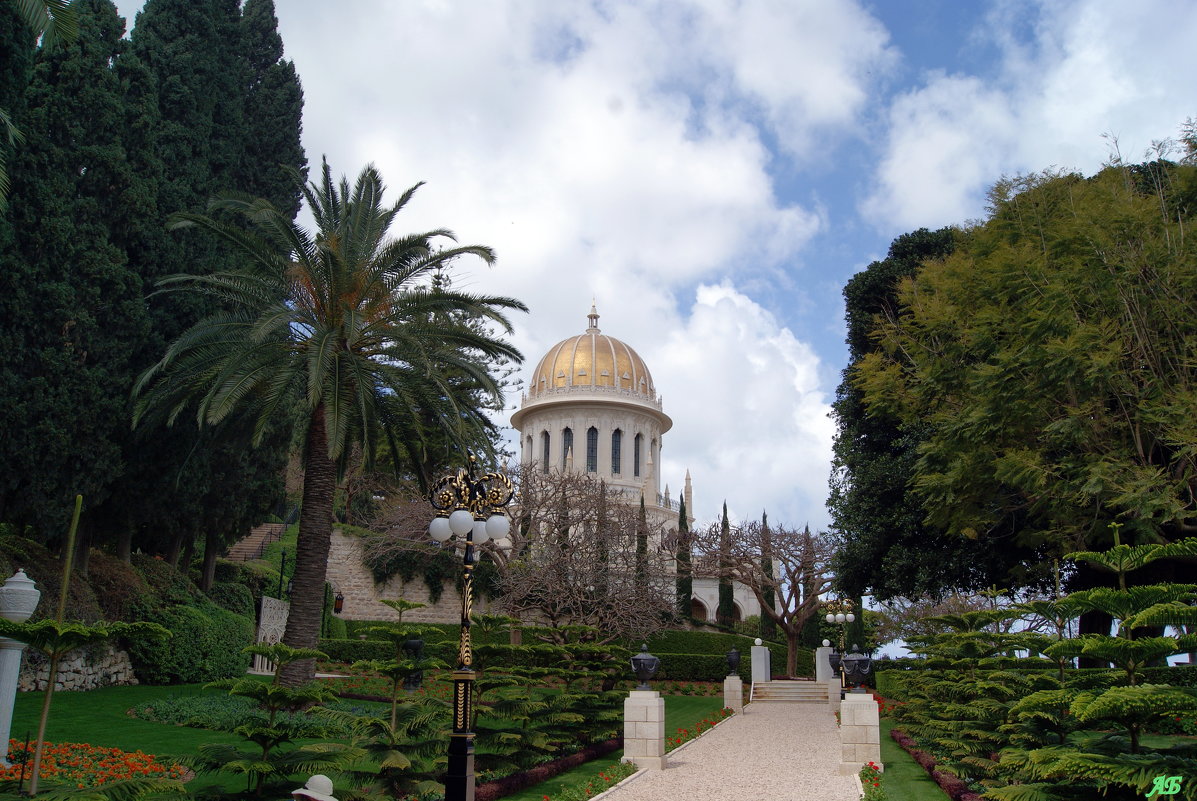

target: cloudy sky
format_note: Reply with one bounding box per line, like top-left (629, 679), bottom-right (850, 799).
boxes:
top-left (118, 0), bottom-right (1197, 530)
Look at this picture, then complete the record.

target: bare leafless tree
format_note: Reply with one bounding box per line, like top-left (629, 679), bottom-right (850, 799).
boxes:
top-left (363, 465), bottom-right (675, 644)
top-left (692, 518), bottom-right (835, 676)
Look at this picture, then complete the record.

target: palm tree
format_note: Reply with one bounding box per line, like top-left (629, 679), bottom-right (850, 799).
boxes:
top-left (134, 160), bottom-right (526, 684)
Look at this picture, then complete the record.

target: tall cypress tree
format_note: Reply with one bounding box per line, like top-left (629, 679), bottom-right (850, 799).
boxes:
top-left (675, 494), bottom-right (692, 619)
top-left (96, 0), bottom-right (304, 566)
top-left (717, 501), bottom-right (735, 626)
top-left (759, 511), bottom-right (777, 639)
top-left (0, 0), bottom-right (158, 546)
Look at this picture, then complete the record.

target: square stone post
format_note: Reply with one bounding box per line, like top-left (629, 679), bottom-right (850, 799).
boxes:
top-left (815, 645), bottom-right (834, 681)
top-left (750, 643), bottom-right (771, 684)
top-left (623, 690), bottom-right (666, 770)
top-left (839, 692), bottom-right (881, 775)
top-left (723, 674), bottom-right (743, 712)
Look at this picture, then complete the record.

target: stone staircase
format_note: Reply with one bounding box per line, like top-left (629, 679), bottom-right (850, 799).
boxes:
top-left (751, 679), bottom-right (829, 703)
top-left (225, 522), bottom-right (285, 562)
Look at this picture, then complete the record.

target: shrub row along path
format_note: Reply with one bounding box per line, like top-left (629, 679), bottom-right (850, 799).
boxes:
top-left (599, 701), bottom-right (858, 801)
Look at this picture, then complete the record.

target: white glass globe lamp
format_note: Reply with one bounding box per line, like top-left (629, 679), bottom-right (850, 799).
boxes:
top-left (485, 513), bottom-right (510, 540)
top-left (448, 509), bottom-right (474, 536)
top-left (846, 613), bottom-right (856, 623)
top-left (472, 519), bottom-right (490, 544)
top-left (835, 613), bottom-right (846, 624)
top-left (429, 517), bottom-right (452, 543)
top-left (825, 613), bottom-right (834, 624)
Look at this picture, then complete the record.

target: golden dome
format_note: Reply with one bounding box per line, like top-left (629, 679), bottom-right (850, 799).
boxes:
top-left (526, 305), bottom-right (656, 401)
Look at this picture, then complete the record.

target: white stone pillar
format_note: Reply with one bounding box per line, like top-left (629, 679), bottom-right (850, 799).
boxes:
top-left (750, 639), bottom-right (771, 684)
top-left (723, 674), bottom-right (743, 713)
top-left (622, 690), bottom-right (666, 770)
top-left (0, 570), bottom-right (41, 767)
top-left (839, 692), bottom-right (881, 775)
top-left (815, 645), bottom-right (834, 681)
top-left (826, 677), bottom-right (842, 713)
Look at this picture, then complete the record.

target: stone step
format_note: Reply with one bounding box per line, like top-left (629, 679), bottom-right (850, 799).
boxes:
top-left (225, 522), bottom-right (286, 561)
top-left (751, 680), bottom-right (829, 703)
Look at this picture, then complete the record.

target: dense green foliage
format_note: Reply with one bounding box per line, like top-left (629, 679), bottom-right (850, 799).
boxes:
top-left (127, 603), bottom-right (254, 684)
top-left (846, 159), bottom-right (1197, 598)
top-left (0, 0), bottom-right (303, 566)
top-left (888, 537), bottom-right (1197, 801)
top-left (830, 227), bottom-right (1036, 600)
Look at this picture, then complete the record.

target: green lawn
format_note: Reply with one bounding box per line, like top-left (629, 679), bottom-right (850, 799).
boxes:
top-left (879, 719), bottom-right (951, 801)
top-left (10, 682), bottom-right (726, 799)
top-left (9, 682), bottom-right (388, 794)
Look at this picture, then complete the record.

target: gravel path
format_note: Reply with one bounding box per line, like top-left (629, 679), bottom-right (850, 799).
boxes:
top-left (599, 702), bottom-right (860, 801)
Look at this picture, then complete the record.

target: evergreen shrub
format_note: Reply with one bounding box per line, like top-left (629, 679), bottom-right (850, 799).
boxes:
top-left (206, 581), bottom-right (255, 618)
top-left (873, 670), bottom-right (909, 699)
top-left (128, 603), bottom-right (253, 683)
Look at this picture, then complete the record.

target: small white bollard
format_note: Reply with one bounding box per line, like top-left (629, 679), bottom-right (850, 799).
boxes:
top-left (0, 569), bottom-right (41, 767)
top-left (750, 638), bottom-right (771, 683)
top-left (839, 691), bottom-right (882, 775)
top-left (623, 689), bottom-right (667, 770)
top-left (723, 674), bottom-right (743, 712)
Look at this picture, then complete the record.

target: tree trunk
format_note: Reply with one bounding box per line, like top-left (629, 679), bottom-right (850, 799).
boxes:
top-left (279, 407), bottom-right (336, 686)
top-left (785, 628), bottom-right (799, 677)
top-left (1078, 610), bottom-right (1113, 668)
top-left (165, 530), bottom-right (184, 567)
top-left (200, 528), bottom-right (220, 592)
top-left (180, 532), bottom-right (196, 574)
top-left (115, 527), bottom-right (133, 562)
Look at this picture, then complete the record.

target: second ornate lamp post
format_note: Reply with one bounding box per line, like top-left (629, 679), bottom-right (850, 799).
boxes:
top-left (428, 456), bottom-right (514, 801)
top-left (823, 598), bottom-right (855, 688)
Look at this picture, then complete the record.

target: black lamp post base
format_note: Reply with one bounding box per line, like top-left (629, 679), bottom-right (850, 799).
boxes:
top-left (445, 735), bottom-right (475, 801)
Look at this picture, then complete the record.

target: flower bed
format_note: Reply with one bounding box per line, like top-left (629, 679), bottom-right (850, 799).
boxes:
top-left (666, 706), bottom-right (734, 751)
top-left (0, 740), bottom-right (187, 787)
top-left (537, 761), bottom-right (638, 801)
top-left (860, 761), bottom-right (885, 801)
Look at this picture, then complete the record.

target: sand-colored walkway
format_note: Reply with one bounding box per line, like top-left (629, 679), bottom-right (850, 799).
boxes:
top-left (598, 701), bottom-right (860, 801)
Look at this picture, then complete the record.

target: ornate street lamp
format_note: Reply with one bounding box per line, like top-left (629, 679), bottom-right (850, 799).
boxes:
top-left (823, 598), bottom-right (855, 689)
top-left (428, 456), bottom-right (514, 801)
top-left (333, 592), bottom-right (345, 614)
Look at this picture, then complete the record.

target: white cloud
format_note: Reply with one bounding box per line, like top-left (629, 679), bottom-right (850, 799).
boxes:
top-left (648, 282), bottom-right (835, 530)
top-left (863, 0), bottom-right (1197, 232)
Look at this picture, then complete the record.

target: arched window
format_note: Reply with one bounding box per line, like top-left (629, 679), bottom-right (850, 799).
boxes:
top-left (586, 427), bottom-right (598, 472)
top-left (562, 427), bottom-right (573, 469)
top-left (611, 429), bottom-right (622, 474)
top-left (541, 431), bottom-right (550, 474)
top-left (634, 433), bottom-right (643, 478)
top-left (525, 435), bottom-right (532, 462)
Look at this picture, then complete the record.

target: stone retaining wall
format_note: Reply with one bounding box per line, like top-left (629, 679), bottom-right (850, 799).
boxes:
top-left (17, 642), bottom-right (138, 692)
top-left (325, 528), bottom-right (495, 623)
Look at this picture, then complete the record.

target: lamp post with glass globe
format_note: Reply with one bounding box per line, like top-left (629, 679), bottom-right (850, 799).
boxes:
top-left (823, 598), bottom-right (855, 688)
top-left (428, 456), bottom-right (514, 801)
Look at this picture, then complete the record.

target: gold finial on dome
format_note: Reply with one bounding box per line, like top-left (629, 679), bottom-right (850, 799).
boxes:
top-left (587, 302), bottom-right (600, 332)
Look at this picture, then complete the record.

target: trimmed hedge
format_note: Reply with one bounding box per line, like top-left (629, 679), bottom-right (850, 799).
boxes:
top-left (873, 670), bottom-right (909, 699)
top-left (870, 664), bottom-right (1197, 699)
top-left (128, 603), bottom-right (254, 684)
top-left (205, 581), bottom-right (255, 618)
